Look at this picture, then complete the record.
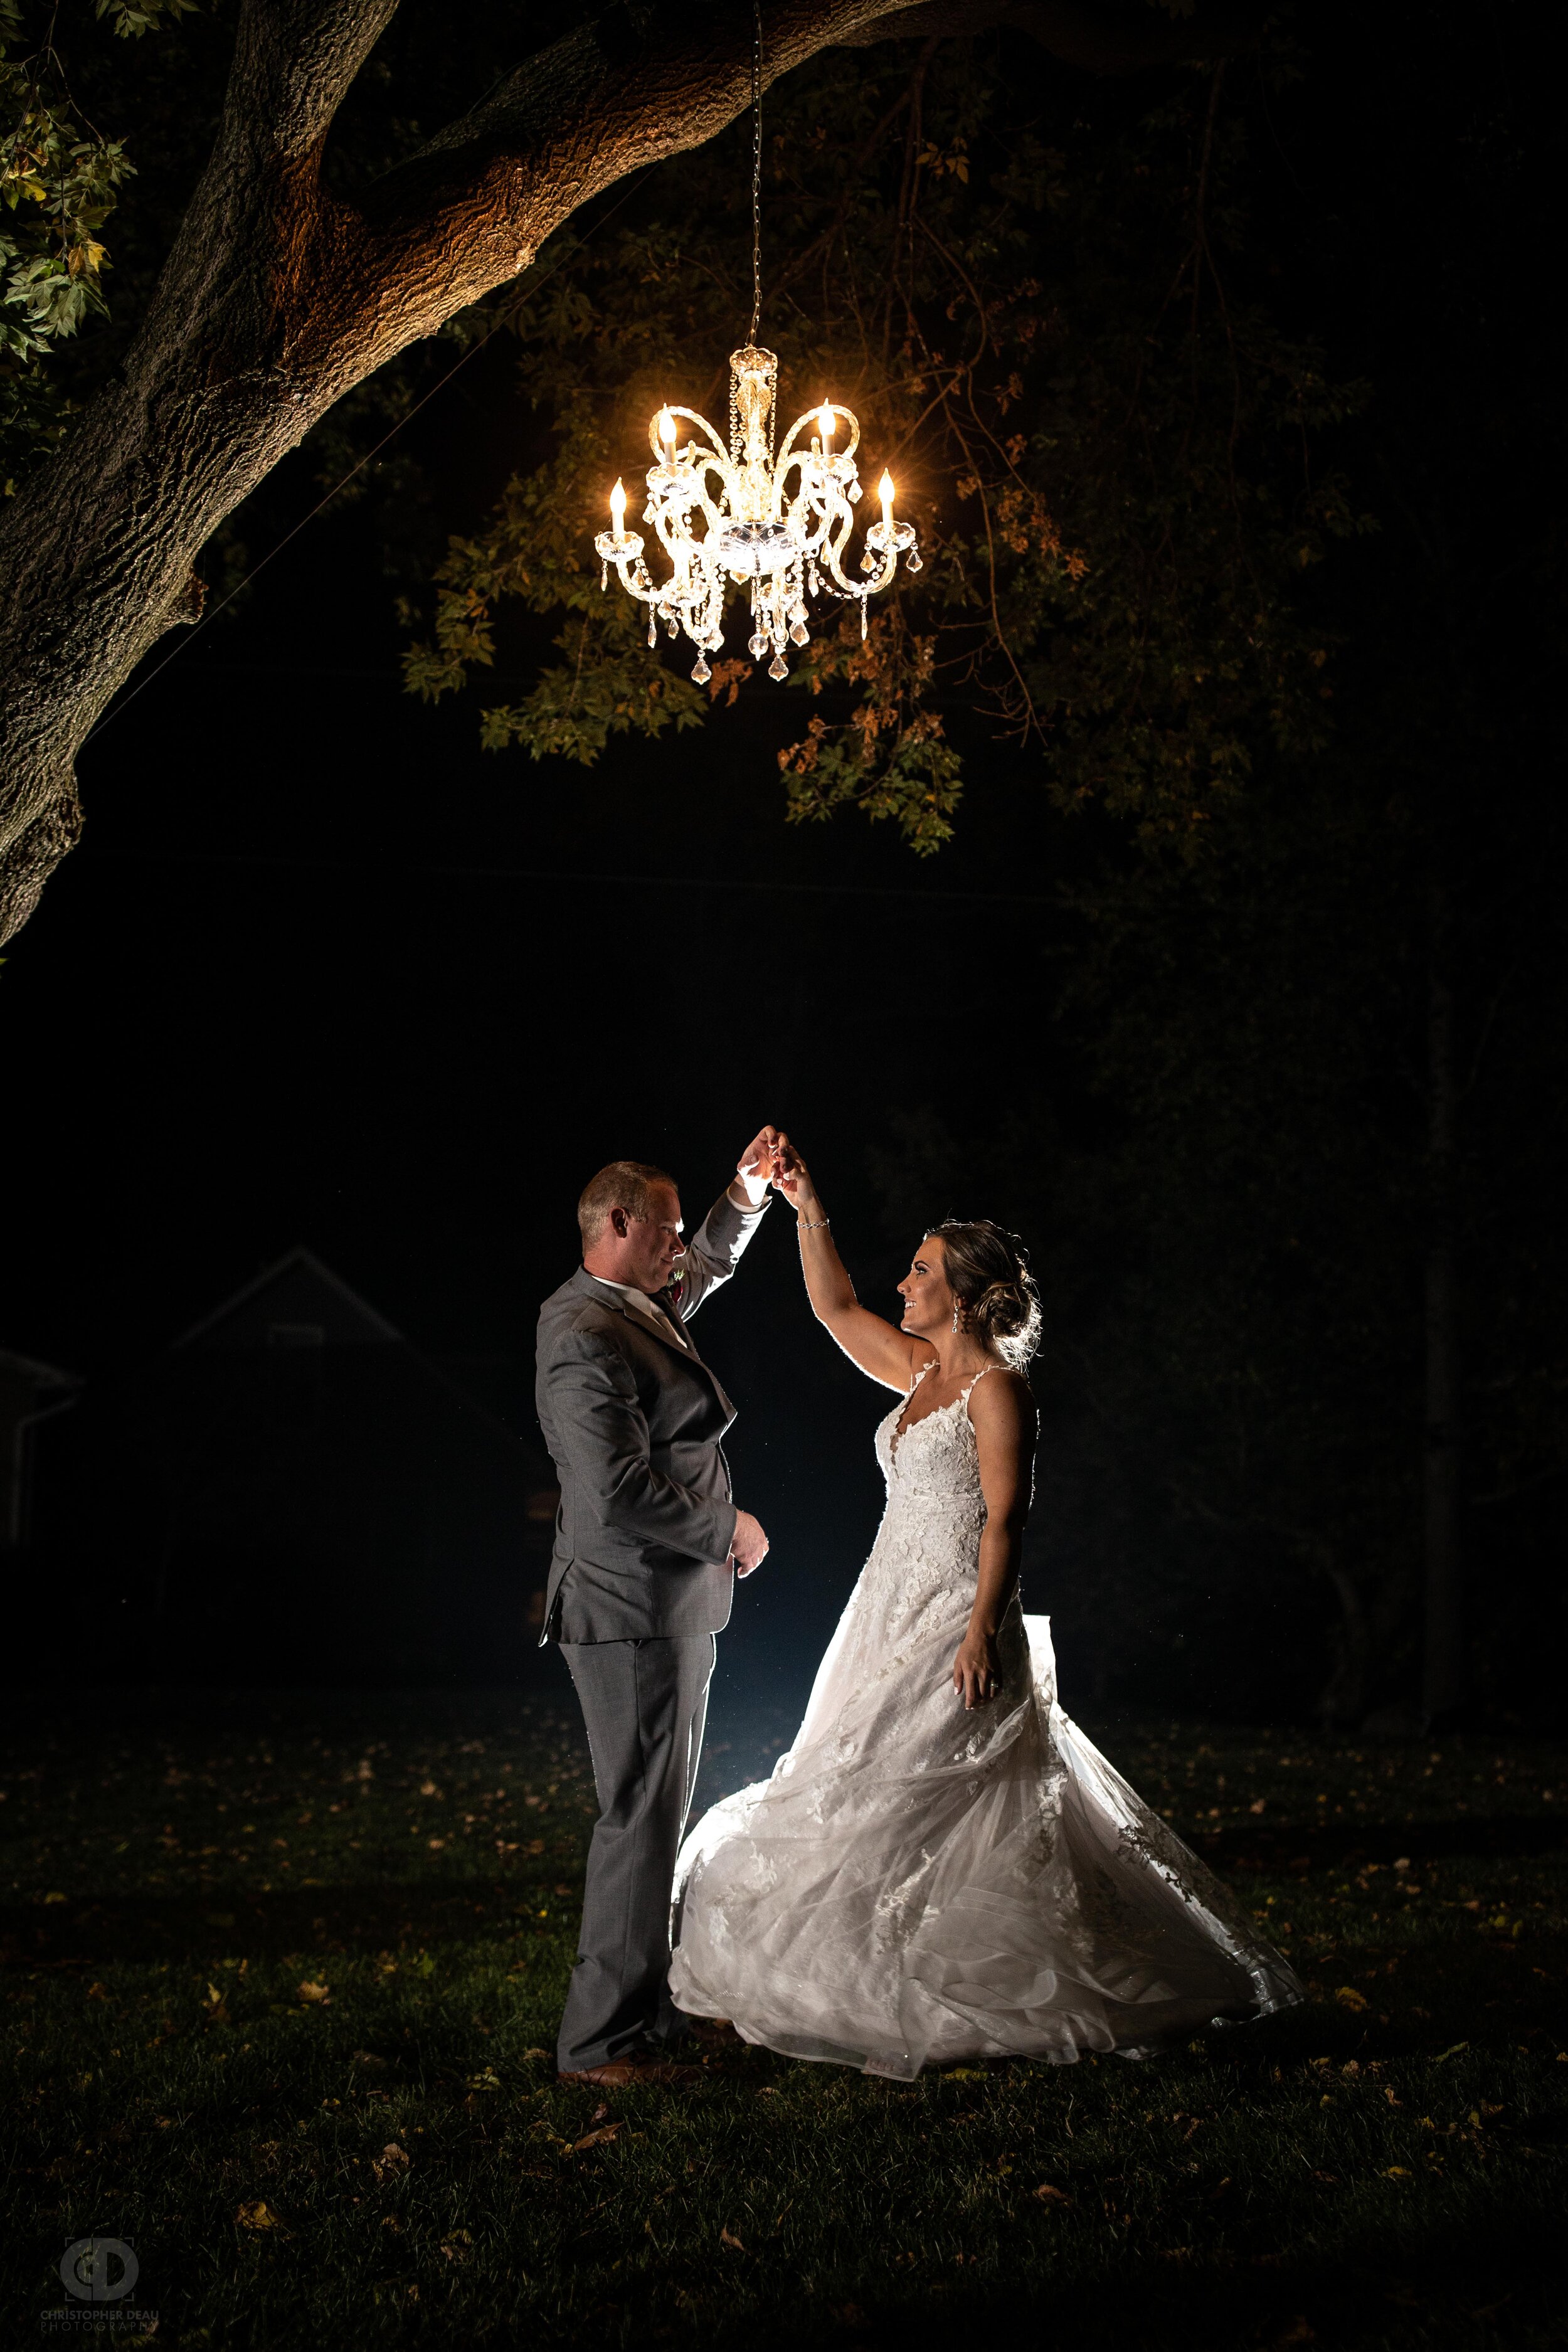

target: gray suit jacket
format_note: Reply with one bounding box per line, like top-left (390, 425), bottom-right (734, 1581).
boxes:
top-left (534, 1187), bottom-right (770, 1644)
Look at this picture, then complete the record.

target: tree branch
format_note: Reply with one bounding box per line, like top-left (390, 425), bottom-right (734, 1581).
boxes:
top-left (837, 0), bottom-right (1266, 68)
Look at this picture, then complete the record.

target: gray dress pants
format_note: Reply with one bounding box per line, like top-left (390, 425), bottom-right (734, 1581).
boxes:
top-left (556, 1633), bottom-right (716, 2072)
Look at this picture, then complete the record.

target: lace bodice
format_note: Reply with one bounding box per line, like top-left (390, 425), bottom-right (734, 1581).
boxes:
top-left (866, 1366), bottom-right (990, 1621)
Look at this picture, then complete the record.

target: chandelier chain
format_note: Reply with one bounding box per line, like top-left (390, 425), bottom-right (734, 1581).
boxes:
top-left (748, 0), bottom-right (763, 350)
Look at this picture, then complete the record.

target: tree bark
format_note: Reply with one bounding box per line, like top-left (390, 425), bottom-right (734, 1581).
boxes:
top-left (1422, 874), bottom-right (1466, 1729)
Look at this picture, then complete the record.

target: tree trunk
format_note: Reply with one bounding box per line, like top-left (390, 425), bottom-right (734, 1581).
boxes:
top-left (1422, 875), bottom-right (1465, 1728)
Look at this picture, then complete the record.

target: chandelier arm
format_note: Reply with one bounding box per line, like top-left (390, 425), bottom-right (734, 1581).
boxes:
top-left (650, 406), bottom-right (729, 464)
top-left (690, 486), bottom-right (731, 539)
top-left (614, 566), bottom-right (667, 606)
top-left (777, 405), bottom-right (861, 467)
top-left (771, 450), bottom-right (811, 521)
top-left (816, 502), bottom-right (862, 592)
top-left (777, 470), bottom-right (833, 553)
top-left (649, 511), bottom-right (694, 571)
top-left (689, 452), bottom-right (733, 497)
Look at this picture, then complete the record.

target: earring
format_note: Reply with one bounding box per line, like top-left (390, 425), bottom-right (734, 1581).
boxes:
top-left (951, 1300), bottom-right (963, 1334)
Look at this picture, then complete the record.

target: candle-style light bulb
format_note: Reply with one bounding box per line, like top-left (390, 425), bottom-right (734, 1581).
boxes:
top-left (658, 408), bottom-right (677, 456)
top-left (879, 470), bottom-right (895, 531)
top-left (818, 405), bottom-right (834, 450)
top-left (610, 478), bottom-right (627, 536)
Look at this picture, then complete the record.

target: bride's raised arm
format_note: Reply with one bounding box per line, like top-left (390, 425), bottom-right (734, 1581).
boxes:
top-left (771, 1145), bottom-right (935, 1394)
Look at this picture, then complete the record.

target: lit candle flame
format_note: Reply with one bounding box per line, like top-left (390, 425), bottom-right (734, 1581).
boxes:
top-left (658, 408), bottom-right (676, 452)
top-left (879, 470), bottom-right (895, 529)
top-left (610, 477), bottom-right (627, 533)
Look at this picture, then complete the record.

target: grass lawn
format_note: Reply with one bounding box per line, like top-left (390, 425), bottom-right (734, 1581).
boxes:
top-left (4, 1697), bottom-right (1566, 2348)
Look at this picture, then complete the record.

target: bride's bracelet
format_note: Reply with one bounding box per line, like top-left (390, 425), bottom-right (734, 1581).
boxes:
top-left (798, 1214), bottom-right (830, 1231)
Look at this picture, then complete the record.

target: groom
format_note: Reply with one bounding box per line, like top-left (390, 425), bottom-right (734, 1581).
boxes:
top-left (535, 1130), bottom-right (779, 2085)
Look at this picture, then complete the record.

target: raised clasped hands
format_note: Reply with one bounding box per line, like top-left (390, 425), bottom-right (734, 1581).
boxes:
top-left (735, 1125), bottom-right (787, 1203)
top-left (768, 1137), bottom-right (818, 1216)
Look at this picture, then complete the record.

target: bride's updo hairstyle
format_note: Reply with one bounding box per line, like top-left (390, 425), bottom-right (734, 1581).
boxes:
top-left (927, 1219), bottom-right (1041, 1370)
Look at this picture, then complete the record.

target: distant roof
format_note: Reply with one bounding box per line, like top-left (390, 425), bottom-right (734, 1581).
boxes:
top-left (172, 1248), bottom-right (403, 1352)
top-left (0, 1347), bottom-right (81, 1391)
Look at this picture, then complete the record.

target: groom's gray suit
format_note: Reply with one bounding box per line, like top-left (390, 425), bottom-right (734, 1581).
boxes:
top-left (535, 1184), bottom-right (770, 2071)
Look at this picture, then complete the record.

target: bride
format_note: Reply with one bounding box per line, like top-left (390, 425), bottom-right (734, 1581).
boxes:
top-left (667, 1147), bottom-right (1301, 2079)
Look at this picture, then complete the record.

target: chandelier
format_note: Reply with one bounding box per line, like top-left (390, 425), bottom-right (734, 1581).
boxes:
top-left (594, 9), bottom-right (919, 686)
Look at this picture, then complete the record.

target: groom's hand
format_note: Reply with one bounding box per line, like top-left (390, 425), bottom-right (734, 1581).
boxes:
top-left (734, 1125), bottom-right (786, 1206)
top-left (731, 1509), bottom-right (770, 1577)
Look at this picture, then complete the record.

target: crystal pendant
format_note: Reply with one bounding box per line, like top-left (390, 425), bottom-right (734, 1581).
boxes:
top-left (692, 655), bottom-right (711, 684)
top-left (768, 652), bottom-right (788, 681)
top-left (789, 621), bottom-right (808, 645)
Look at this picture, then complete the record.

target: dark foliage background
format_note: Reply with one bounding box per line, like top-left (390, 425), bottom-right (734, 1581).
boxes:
top-left (0, 1), bottom-right (1562, 1730)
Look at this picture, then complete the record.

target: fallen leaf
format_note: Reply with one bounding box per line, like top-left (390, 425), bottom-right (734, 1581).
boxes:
top-left (351, 2050), bottom-right (388, 2070)
top-left (1033, 2183), bottom-right (1073, 2205)
top-left (1334, 1986), bottom-right (1369, 2011)
top-left (297, 1979), bottom-right (331, 2006)
top-left (371, 2143), bottom-right (410, 2184)
top-left (236, 2200), bottom-right (282, 2230)
top-left (465, 2067), bottom-right (501, 2092)
top-left (1385, 2165), bottom-right (1411, 2178)
top-left (720, 2225), bottom-right (745, 2250)
top-left (571, 2124), bottom-right (621, 2153)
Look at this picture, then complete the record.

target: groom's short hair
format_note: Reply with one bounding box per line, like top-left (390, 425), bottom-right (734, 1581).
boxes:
top-left (578, 1160), bottom-right (678, 1246)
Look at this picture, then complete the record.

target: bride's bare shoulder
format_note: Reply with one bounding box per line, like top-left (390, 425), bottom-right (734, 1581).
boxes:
top-left (968, 1365), bottom-right (1037, 1429)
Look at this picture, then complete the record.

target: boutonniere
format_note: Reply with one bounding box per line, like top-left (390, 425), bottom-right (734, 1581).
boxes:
top-left (667, 1268), bottom-right (686, 1309)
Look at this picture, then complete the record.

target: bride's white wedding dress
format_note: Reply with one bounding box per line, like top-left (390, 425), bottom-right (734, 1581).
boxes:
top-left (669, 1365), bottom-right (1301, 2077)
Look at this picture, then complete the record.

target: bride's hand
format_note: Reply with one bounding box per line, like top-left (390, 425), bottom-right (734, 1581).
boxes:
top-left (952, 1628), bottom-right (1002, 1711)
top-left (772, 1140), bottom-right (822, 1217)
